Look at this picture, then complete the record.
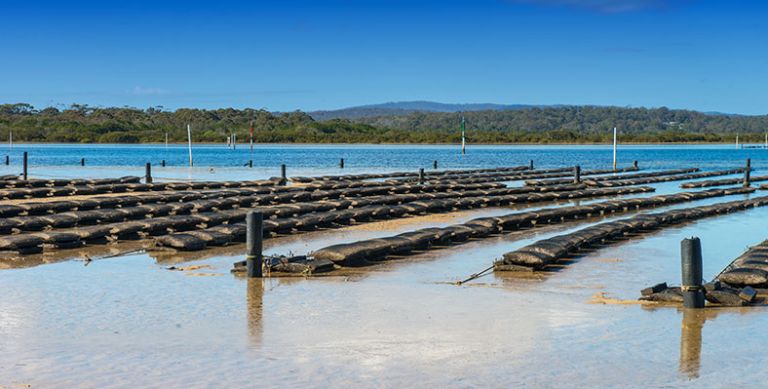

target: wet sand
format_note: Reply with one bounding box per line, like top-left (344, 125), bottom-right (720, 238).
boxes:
top-left (2, 166), bottom-right (768, 387)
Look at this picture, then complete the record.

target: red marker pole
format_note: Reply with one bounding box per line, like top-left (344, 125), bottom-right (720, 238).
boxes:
top-left (249, 122), bottom-right (254, 152)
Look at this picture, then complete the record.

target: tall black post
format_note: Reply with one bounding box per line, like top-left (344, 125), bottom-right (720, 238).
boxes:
top-left (145, 162), bottom-right (153, 184)
top-left (161, 159), bottom-right (166, 167)
top-left (339, 158), bottom-right (344, 169)
top-left (744, 158), bottom-right (751, 187)
top-left (633, 160), bottom-right (638, 169)
top-left (574, 165), bottom-right (581, 184)
top-left (681, 237), bottom-right (705, 309)
top-left (248, 160), bottom-right (253, 168)
top-left (529, 160), bottom-right (534, 170)
top-left (280, 164), bottom-right (287, 186)
top-left (4, 155), bottom-right (8, 165)
top-left (418, 168), bottom-right (424, 185)
top-left (80, 158), bottom-right (85, 166)
top-left (22, 151), bottom-right (28, 180)
top-left (246, 211), bottom-right (264, 278)
top-left (433, 160), bottom-right (438, 169)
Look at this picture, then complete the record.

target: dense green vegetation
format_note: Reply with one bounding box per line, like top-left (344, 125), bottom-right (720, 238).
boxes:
top-left (1, 103), bottom-right (767, 144)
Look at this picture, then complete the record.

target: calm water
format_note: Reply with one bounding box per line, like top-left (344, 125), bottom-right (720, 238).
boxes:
top-left (0, 143), bottom-right (765, 180)
top-left (1, 144), bottom-right (768, 388)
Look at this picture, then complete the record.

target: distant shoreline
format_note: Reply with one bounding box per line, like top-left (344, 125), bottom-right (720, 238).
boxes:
top-left (3, 104), bottom-right (765, 145)
top-left (0, 141), bottom-right (760, 146)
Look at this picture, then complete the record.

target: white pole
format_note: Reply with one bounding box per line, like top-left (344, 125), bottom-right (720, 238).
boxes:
top-left (460, 115), bottom-right (466, 155)
top-left (765, 132), bottom-right (767, 149)
top-left (233, 133), bottom-right (237, 150)
top-left (612, 127), bottom-right (617, 171)
top-left (9, 130), bottom-right (12, 152)
top-left (165, 132), bottom-right (168, 150)
top-left (736, 134), bottom-right (739, 149)
top-left (187, 124), bottom-right (193, 167)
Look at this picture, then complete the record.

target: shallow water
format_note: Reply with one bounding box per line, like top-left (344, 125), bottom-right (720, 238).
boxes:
top-left (0, 143), bottom-right (766, 180)
top-left (1, 145), bottom-right (768, 388)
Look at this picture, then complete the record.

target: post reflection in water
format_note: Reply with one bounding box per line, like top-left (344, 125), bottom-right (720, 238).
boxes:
top-left (679, 309), bottom-right (706, 379)
top-left (246, 278), bottom-right (265, 347)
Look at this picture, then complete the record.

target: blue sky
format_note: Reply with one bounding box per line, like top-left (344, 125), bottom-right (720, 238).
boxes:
top-left (2, 0), bottom-right (767, 114)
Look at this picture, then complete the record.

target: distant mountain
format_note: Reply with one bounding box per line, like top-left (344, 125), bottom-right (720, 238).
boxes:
top-left (353, 101), bottom-right (544, 112)
top-left (702, 111), bottom-right (744, 116)
top-left (309, 101), bottom-right (552, 120)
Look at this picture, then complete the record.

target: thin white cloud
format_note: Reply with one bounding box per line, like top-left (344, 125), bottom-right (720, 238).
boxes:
top-left (130, 86), bottom-right (170, 96)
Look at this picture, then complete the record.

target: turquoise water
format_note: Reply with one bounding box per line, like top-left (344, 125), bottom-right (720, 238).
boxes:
top-left (0, 143), bottom-right (765, 170)
top-left (0, 143), bottom-right (764, 183)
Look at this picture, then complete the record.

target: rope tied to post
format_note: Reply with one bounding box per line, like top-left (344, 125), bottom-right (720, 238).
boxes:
top-left (456, 264), bottom-right (494, 285)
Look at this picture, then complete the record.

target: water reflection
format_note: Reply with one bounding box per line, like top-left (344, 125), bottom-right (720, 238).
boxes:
top-left (246, 278), bottom-right (264, 347)
top-left (149, 244), bottom-right (246, 264)
top-left (679, 309), bottom-right (706, 379)
top-left (677, 307), bottom-right (759, 380)
top-left (0, 241), bottom-right (147, 269)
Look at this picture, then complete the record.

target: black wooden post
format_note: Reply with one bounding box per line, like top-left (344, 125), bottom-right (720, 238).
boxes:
top-left (681, 237), bottom-right (705, 309)
top-left (22, 151), bottom-right (27, 180)
top-left (246, 211), bottom-right (264, 278)
top-left (744, 158), bottom-right (751, 187)
top-left (145, 162), bottom-right (153, 184)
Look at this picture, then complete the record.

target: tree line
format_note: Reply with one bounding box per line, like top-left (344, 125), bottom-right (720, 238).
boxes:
top-left (0, 103), bottom-right (766, 144)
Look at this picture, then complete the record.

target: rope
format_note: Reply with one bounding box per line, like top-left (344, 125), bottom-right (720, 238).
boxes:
top-left (711, 250), bottom-right (746, 281)
top-left (100, 248), bottom-right (145, 259)
top-left (456, 264), bottom-right (494, 285)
